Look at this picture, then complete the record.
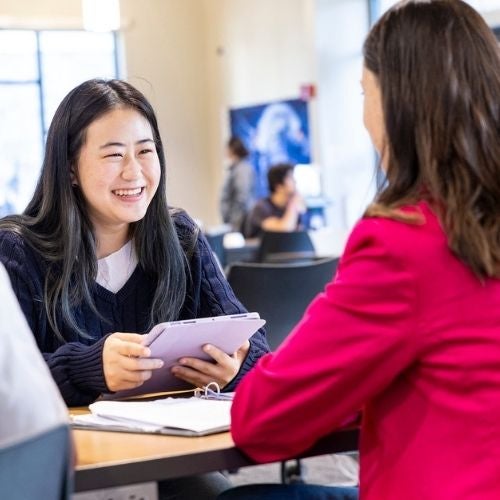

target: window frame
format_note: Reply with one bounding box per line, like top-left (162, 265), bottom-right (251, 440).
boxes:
top-left (0, 27), bottom-right (120, 140)
top-left (0, 28), bottom-right (120, 216)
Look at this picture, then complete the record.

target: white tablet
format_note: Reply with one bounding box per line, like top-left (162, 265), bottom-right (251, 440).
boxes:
top-left (106, 312), bottom-right (265, 399)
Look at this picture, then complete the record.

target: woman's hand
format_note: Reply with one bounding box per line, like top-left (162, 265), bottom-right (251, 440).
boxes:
top-left (103, 332), bottom-right (164, 392)
top-left (171, 340), bottom-right (250, 389)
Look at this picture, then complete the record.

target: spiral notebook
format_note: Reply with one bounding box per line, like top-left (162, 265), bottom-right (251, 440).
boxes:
top-left (106, 312), bottom-right (265, 399)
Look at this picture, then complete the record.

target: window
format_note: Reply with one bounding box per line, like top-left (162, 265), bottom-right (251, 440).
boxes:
top-left (0, 29), bottom-right (118, 216)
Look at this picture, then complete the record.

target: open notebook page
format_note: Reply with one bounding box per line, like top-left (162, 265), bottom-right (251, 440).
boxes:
top-left (72, 397), bottom-right (232, 436)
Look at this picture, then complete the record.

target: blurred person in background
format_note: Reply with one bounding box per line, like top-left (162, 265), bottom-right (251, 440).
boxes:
top-left (220, 136), bottom-right (255, 232)
top-left (243, 163), bottom-right (306, 238)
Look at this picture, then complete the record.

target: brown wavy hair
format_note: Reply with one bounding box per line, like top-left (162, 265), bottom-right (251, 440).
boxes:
top-left (363, 0), bottom-right (500, 279)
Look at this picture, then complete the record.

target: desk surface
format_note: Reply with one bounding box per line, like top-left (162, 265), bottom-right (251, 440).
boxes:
top-left (74, 426), bottom-right (358, 492)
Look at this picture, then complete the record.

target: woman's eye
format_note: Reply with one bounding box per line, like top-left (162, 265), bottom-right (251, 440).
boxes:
top-left (105, 152), bottom-right (123, 158)
top-left (139, 148), bottom-right (153, 155)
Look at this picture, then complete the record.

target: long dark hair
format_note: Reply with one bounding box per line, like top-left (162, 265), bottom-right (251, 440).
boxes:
top-left (0, 79), bottom-right (187, 340)
top-left (363, 0), bottom-right (500, 279)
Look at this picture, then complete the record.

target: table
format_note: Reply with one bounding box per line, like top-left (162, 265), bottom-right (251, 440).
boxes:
top-left (74, 426), bottom-right (358, 492)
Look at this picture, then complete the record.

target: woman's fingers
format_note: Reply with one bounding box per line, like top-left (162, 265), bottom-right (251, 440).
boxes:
top-left (121, 369), bottom-right (153, 384)
top-left (114, 334), bottom-right (151, 357)
top-left (171, 343), bottom-right (243, 388)
top-left (122, 355), bottom-right (163, 372)
top-left (103, 332), bottom-right (163, 392)
top-left (171, 364), bottom-right (216, 388)
top-left (201, 344), bottom-right (230, 364)
top-left (112, 332), bottom-right (145, 344)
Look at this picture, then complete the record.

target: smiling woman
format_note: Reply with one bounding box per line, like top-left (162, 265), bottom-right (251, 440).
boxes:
top-left (74, 107), bottom-right (161, 258)
top-left (0, 78), bottom-right (268, 400)
top-left (0, 78), bottom-right (269, 498)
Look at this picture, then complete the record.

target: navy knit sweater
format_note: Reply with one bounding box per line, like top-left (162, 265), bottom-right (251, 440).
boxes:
top-left (0, 211), bottom-right (269, 406)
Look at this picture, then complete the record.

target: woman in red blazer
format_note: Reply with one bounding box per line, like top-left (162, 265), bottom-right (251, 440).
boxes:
top-left (221, 1), bottom-right (500, 499)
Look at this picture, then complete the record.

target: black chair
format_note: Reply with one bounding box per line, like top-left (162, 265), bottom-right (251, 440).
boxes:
top-left (226, 256), bottom-right (338, 483)
top-left (226, 257), bottom-right (338, 351)
top-left (204, 231), bottom-right (227, 268)
top-left (256, 230), bottom-right (316, 263)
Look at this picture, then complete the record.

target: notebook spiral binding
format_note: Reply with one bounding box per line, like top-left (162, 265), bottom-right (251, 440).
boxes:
top-left (194, 382), bottom-right (234, 401)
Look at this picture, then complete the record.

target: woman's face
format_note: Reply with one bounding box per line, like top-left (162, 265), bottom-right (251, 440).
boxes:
top-left (75, 107), bottom-right (161, 242)
top-left (362, 66), bottom-right (387, 168)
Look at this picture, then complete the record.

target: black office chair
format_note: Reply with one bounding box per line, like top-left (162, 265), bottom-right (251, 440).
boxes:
top-left (226, 256), bottom-right (338, 351)
top-left (227, 257), bottom-right (338, 483)
top-left (0, 424), bottom-right (72, 499)
top-left (256, 230), bottom-right (316, 263)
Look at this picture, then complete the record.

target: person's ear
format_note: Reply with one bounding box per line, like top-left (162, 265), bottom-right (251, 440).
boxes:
top-left (70, 167), bottom-right (78, 187)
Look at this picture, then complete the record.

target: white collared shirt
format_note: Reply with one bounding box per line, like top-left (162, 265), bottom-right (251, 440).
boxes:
top-left (96, 240), bottom-right (138, 293)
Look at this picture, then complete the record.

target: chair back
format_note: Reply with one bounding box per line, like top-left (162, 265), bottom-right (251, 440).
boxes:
top-left (0, 424), bottom-right (72, 500)
top-left (204, 232), bottom-right (226, 267)
top-left (256, 230), bottom-right (316, 263)
top-left (227, 257), bottom-right (338, 350)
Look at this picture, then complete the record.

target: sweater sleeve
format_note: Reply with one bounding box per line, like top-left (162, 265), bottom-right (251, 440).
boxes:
top-left (230, 218), bottom-right (420, 462)
top-left (41, 338), bottom-right (108, 406)
top-left (0, 231), bottom-right (108, 406)
top-left (173, 210), bottom-right (270, 391)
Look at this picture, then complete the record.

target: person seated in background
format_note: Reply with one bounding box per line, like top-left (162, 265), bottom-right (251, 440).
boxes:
top-left (0, 261), bottom-right (68, 454)
top-left (221, 1), bottom-right (500, 499)
top-left (0, 78), bottom-right (269, 500)
top-left (219, 136), bottom-right (256, 232)
top-left (243, 163), bottom-right (306, 238)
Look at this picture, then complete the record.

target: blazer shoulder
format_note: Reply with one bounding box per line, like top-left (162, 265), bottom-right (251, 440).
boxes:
top-left (348, 203), bottom-right (445, 265)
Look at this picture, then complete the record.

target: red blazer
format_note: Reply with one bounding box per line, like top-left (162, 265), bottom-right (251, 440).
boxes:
top-left (231, 201), bottom-right (500, 500)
